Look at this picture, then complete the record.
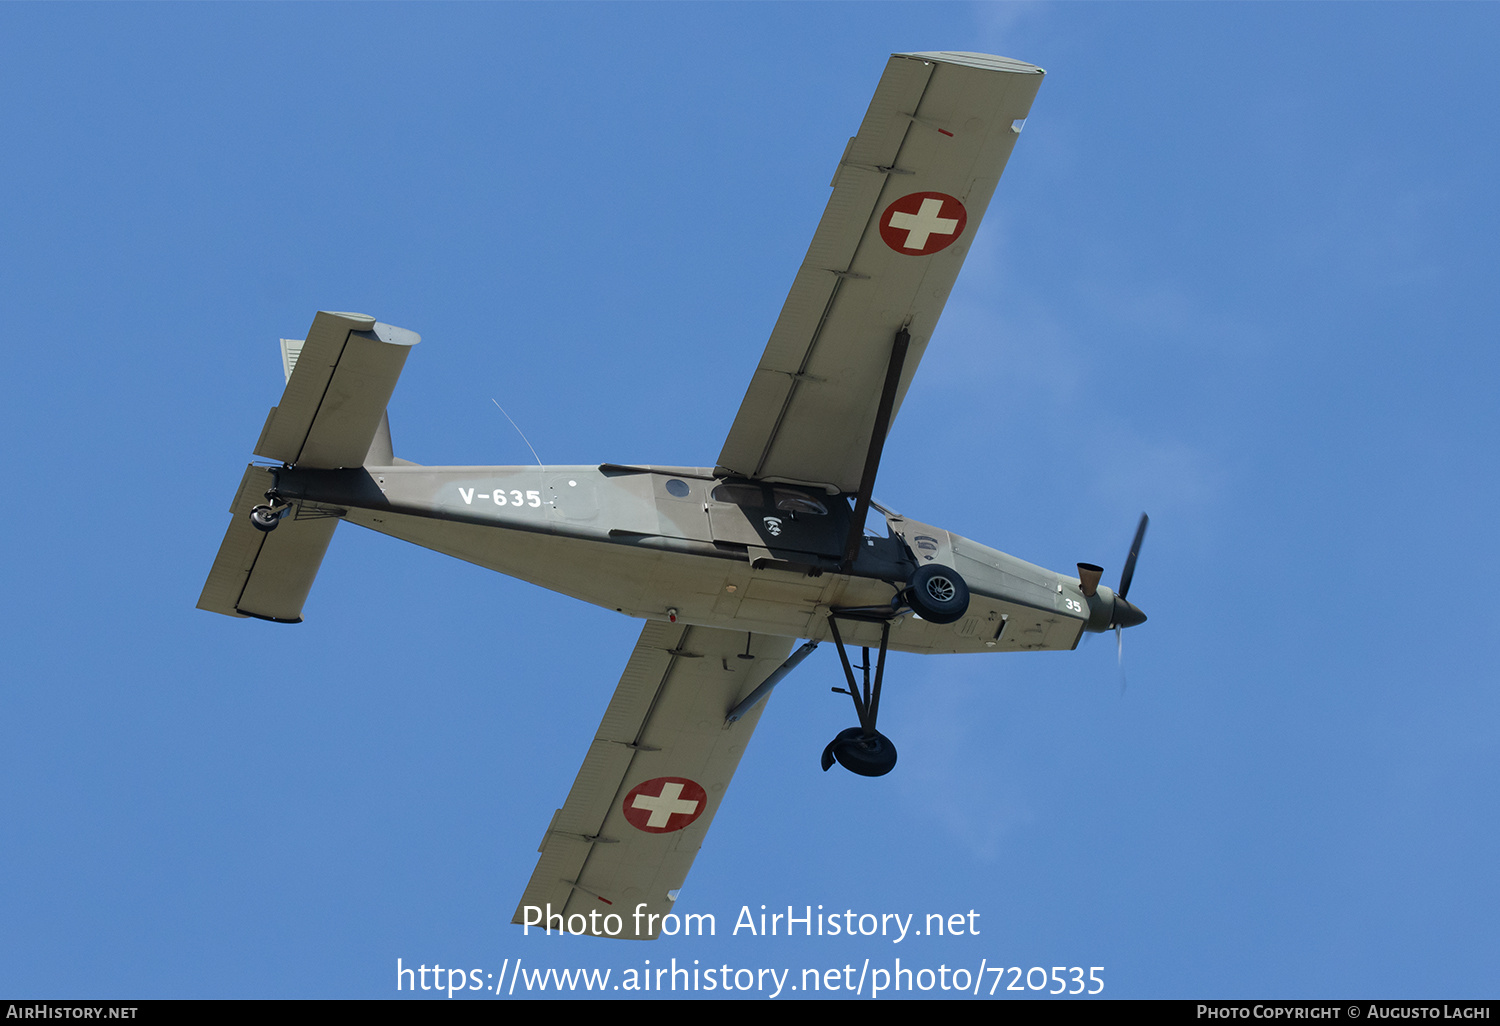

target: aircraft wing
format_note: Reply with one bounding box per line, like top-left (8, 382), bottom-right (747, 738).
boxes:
top-left (513, 622), bottom-right (794, 939)
top-left (717, 52), bottom-right (1043, 493)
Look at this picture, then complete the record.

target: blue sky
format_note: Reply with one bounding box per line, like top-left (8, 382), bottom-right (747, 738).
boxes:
top-left (4, 2), bottom-right (1498, 1000)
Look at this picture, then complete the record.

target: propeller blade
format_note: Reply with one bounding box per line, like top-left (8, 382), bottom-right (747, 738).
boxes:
top-left (1118, 513), bottom-right (1149, 599)
top-left (1116, 625), bottom-right (1127, 696)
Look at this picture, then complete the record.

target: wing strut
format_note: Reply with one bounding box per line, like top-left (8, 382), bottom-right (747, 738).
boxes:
top-left (842, 326), bottom-right (912, 567)
top-left (724, 640), bottom-right (820, 725)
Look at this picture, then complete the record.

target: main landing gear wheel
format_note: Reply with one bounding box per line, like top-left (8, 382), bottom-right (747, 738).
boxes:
top-left (902, 564), bottom-right (969, 624)
top-left (820, 727), bottom-right (898, 777)
top-left (249, 505), bottom-right (282, 533)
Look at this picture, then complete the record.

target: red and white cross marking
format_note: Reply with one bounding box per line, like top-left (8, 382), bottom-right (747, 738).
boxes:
top-left (879, 192), bottom-right (968, 256)
top-left (622, 776), bottom-right (708, 834)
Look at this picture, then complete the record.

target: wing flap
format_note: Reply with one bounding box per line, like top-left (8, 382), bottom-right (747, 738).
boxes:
top-left (718, 52), bottom-right (1043, 492)
top-left (514, 622), bottom-right (794, 939)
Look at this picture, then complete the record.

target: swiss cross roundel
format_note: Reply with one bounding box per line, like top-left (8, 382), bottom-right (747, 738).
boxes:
top-left (622, 776), bottom-right (708, 834)
top-left (879, 192), bottom-right (968, 255)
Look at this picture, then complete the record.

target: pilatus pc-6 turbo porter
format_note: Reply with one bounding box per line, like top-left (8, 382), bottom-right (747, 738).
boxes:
top-left (199, 52), bottom-right (1147, 939)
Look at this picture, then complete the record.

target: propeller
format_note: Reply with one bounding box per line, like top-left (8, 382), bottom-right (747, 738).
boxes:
top-left (1075, 513), bottom-right (1149, 631)
top-left (1116, 624), bottom-right (1126, 694)
top-left (1113, 513), bottom-right (1148, 694)
top-left (1118, 513), bottom-right (1148, 602)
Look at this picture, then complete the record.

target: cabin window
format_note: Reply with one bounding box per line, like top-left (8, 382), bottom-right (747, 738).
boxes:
top-left (711, 483), bottom-right (766, 507)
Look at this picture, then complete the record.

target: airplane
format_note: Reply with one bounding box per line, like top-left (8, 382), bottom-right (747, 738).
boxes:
top-left (198, 51), bottom-right (1148, 940)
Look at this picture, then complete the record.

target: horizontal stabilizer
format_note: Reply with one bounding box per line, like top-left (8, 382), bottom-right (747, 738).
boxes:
top-left (254, 311), bottom-right (418, 469)
top-left (197, 465), bottom-right (337, 622)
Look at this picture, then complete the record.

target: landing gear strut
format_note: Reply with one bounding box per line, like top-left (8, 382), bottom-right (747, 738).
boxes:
top-left (819, 564), bottom-right (970, 777)
top-left (820, 614), bottom-right (898, 777)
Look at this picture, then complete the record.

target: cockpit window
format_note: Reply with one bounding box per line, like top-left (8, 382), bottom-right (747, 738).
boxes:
top-left (773, 489), bottom-right (827, 515)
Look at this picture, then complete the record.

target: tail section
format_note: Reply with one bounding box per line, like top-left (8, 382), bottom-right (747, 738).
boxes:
top-left (254, 311), bottom-right (417, 469)
top-left (277, 329), bottom-right (399, 466)
top-left (197, 311), bottom-right (418, 622)
top-left (196, 464), bottom-right (337, 622)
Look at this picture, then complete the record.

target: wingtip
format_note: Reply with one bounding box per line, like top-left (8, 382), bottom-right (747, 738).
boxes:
top-left (896, 51), bottom-right (1045, 76)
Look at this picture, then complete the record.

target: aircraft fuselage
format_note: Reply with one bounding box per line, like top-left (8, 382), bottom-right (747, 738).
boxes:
top-left (272, 463), bottom-right (1114, 655)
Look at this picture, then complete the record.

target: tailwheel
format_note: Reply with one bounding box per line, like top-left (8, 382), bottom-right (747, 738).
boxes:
top-left (249, 484), bottom-right (292, 533)
top-left (249, 504), bottom-right (284, 532)
top-left (821, 727), bottom-right (898, 777)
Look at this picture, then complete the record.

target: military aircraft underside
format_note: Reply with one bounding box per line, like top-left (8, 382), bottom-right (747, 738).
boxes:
top-left (200, 52), bottom-right (1148, 938)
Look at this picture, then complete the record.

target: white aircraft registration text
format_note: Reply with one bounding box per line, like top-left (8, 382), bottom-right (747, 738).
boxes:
top-left (457, 488), bottom-right (542, 507)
